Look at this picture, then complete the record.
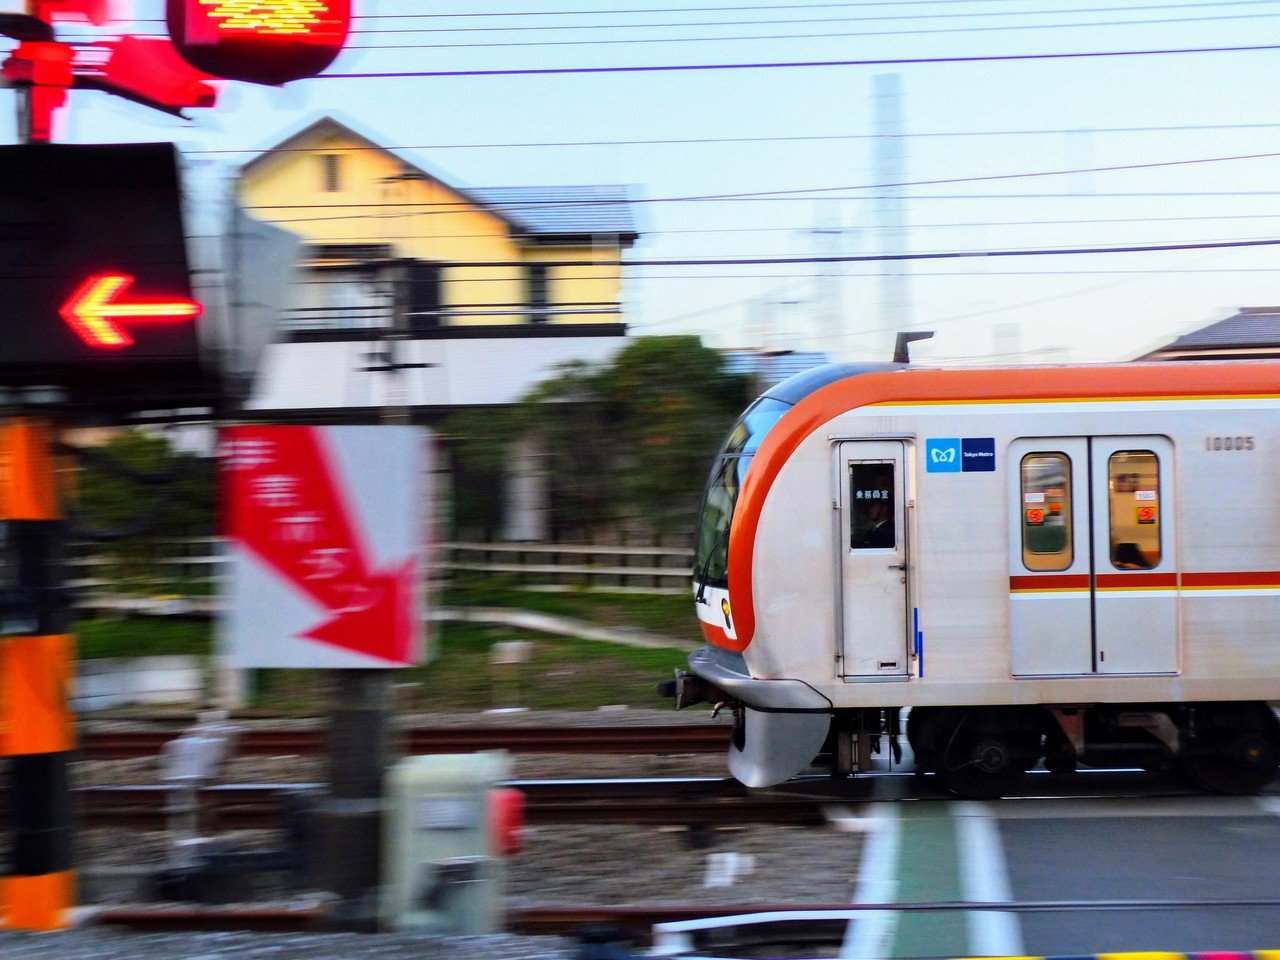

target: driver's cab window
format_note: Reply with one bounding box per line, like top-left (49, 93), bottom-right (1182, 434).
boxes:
top-left (850, 462), bottom-right (895, 549)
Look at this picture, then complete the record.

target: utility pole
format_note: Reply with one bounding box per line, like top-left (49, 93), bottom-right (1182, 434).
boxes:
top-left (322, 250), bottom-right (430, 931)
top-left (14, 1), bottom-right (40, 144)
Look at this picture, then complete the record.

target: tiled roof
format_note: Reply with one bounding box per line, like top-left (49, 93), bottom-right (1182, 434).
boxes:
top-left (1161, 308), bottom-right (1280, 350)
top-left (469, 185), bottom-right (638, 239)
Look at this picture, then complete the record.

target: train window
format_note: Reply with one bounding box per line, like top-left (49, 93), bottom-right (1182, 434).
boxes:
top-left (694, 456), bottom-right (741, 586)
top-left (1108, 450), bottom-right (1161, 569)
top-left (1020, 454), bottom-right (1073, 572)
top-left (849, 462), bottom-right (895, 549)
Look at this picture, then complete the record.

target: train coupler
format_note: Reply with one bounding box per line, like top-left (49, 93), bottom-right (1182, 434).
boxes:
top-left (657, 669), bottom-right (714, 709)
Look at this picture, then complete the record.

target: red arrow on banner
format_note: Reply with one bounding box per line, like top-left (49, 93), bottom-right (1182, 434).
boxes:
top-left (60, 272), bottom-right (202, 348)
top-left (223, 426), bottom-right (416, 664)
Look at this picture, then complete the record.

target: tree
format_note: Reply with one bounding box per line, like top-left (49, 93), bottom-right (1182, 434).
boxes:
top-left (596, 336), bottom-right (749, 531)
top-left (74, 429), bottom-right (215, 582)
top-left (443, 336), bottom-right (751, 539)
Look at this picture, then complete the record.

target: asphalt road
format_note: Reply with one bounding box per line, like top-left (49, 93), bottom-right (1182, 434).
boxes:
top-left (827, 778), bottom-right (1280, 958)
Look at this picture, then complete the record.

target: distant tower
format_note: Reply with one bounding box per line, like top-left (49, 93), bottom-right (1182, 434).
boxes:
top-left (873, 73), bottom-right (912, 354)
top-left (808, 200), bottom-right (853, 360)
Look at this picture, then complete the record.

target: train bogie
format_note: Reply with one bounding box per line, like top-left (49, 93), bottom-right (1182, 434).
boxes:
top-left (670, 361), bottom-right (1280, 797)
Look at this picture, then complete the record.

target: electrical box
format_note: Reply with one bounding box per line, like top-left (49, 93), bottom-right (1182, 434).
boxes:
top-left (380, 752), bottom-right (511, 934)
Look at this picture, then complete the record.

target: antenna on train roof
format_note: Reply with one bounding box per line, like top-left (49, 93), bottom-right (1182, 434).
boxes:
top-left (893, 330), bottom-right (934, 364)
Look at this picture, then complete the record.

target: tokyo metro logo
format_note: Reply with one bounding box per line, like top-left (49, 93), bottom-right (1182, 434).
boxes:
top-left (926, 438), bottom-right (961, 472)
top-left (926, 437), bottom-right (997, 473)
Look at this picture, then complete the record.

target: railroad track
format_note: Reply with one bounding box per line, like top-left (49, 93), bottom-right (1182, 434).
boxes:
top-left (89, 899), bottom-right (1280, 938)
top-left (51, 778), bottom-right (827, 830)
top-left (80, 725), bottom-right (731, 760)
top-left (87, 903), bottom-right (847, 936)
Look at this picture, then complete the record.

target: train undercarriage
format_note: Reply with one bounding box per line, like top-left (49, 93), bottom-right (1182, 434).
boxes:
top-left (820, 701), bottom-right (1280, 798)
top-left (663, 668), bottom-right (1280, 797)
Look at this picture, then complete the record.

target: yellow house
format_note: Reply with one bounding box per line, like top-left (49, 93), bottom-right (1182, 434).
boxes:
top-left (237, 117), bottom-right (639, 540)
top-left (238, 116), bottom-right (637, 334)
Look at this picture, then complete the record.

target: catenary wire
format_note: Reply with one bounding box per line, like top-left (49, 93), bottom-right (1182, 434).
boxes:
top-left (313, 42), bottom-right (1280, 79)
top-left (71, 10), bottom-right (1280, 51)
top-left (338, 11), bottom-right (1280, 50)
top-left (230, 211), bottom-right (1280, 239)
top-left (122, 0), bottom-right (1271, 20)
top-left (232, 147), bottom-right (1280, 214)
top-left (339, 1), bottom-right (1280, 33)
top-left (233, 236), bottom-right (1280, 270)
top-left (179, 120), bottom-right (1280, 155)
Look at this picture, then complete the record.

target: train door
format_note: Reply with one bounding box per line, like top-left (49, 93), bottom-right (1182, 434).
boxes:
top-left (1090, 436), bottom-right (1177, 674)
top-left (1008, 438), bottom-right (1093, 675)
top-left (1009, 435), bottom-right (1178, 676)
top-left (837, 440), bottom-right (910, 678)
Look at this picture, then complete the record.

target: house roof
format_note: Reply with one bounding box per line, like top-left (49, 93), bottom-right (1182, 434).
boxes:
top-left (240, 116), bottom-right (639, 244)
top-left (469, 185), bottom-right (637, 240)
top-left (1156, 307), bottom-right (1280, 351)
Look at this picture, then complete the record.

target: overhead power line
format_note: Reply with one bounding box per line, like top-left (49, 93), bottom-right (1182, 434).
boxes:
top-left (314, 43), bottom-right (1280, 79)
top-left (247, 210), bottom-right (1280, 238)
top-left (340, 11), bottom-right (1280, 50)
top-left (339, 1), bottom-right (1280, 33)
top-left (238, 147), bottom-right (1280, 213)
top-left (266, 237), bottom-right (1280, 269)
top-left (112, 0), bottom-right (1279, 22)
top-left (183, 121), bottom-right (1280, 156)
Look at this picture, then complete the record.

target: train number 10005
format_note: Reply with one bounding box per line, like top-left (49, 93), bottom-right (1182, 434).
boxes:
top-left (1205, 436), bottom-right (1255, 451)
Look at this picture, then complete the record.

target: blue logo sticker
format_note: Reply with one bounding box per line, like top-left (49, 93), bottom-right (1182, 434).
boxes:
top-left (961, 437), bottom-right (996, 472)
top-left (925, 438), bottom-right (961, 473)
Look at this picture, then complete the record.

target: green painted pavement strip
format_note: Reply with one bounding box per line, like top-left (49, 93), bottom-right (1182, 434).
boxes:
top-left (891, 803), bottom-right (968, 958)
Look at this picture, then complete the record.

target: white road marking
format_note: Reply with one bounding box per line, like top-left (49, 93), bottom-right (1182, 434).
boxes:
top-left (954, 800), bottom-right (1025, 957)
top-left (1258, 795), bottom-right (1280, 816)
top-left (840, 802), bottom-right (901, 959)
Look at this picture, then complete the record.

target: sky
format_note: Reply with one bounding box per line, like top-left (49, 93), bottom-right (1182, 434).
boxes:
top-left (5, 0), bottom-right (1280, 366)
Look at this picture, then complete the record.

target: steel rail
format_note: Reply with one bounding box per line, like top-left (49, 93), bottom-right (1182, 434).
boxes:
top-left (35, 778), bottom-right (823, 830)
top-left (79, 725), bottom-right (731, 760)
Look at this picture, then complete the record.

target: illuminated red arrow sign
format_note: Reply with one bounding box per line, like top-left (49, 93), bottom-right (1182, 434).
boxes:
top-left (59, 272), bottom-right (202, 348)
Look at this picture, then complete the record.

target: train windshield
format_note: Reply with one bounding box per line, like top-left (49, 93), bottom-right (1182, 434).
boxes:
top-left (694, 397), bottom-right (791, 586)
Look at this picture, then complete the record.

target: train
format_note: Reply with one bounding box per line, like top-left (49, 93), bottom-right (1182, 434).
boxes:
top-left (661, 359), bottom-right (1280, 797)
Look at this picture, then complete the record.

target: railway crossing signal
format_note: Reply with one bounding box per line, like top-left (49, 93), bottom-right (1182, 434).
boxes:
top-left (0, 141), bottom-right (294, 414)
top-left (167, 0), bottom-right (352, 85)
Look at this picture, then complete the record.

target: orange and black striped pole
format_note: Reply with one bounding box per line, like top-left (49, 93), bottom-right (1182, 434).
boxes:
top-left (0, 419), bottom-right (74, 931)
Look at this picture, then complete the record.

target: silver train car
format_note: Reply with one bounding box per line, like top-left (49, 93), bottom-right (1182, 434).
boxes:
top-left (663, 360), bottom-right (1280, 797)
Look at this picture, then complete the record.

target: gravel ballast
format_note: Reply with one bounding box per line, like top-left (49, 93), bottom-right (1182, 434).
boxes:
top-left (59, 708), bottom-right (856, 958)
top-left (0, 930), bottom-right (578, 960)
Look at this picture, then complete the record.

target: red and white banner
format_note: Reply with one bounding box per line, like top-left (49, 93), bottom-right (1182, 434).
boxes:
top-left (220, 425), bottom-right (429, 668)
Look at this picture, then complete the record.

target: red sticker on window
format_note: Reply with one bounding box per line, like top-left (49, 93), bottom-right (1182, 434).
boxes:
top-left (1136, 506), bottom-right (1157, 525)
top-left (1026, 508), bottom-right (1045, 526)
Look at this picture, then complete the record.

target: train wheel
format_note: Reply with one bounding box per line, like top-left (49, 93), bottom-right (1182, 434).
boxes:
top-left (1180, 704), bottom-right (1280, 795)
top-left (937, 710), bottom-right (1025, 799)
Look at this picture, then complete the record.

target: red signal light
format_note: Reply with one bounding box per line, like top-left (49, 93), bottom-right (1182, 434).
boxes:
top-left (59, 273), bottom-right (202, 349)
top-left (167, 0), bottom-right (351, 85)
